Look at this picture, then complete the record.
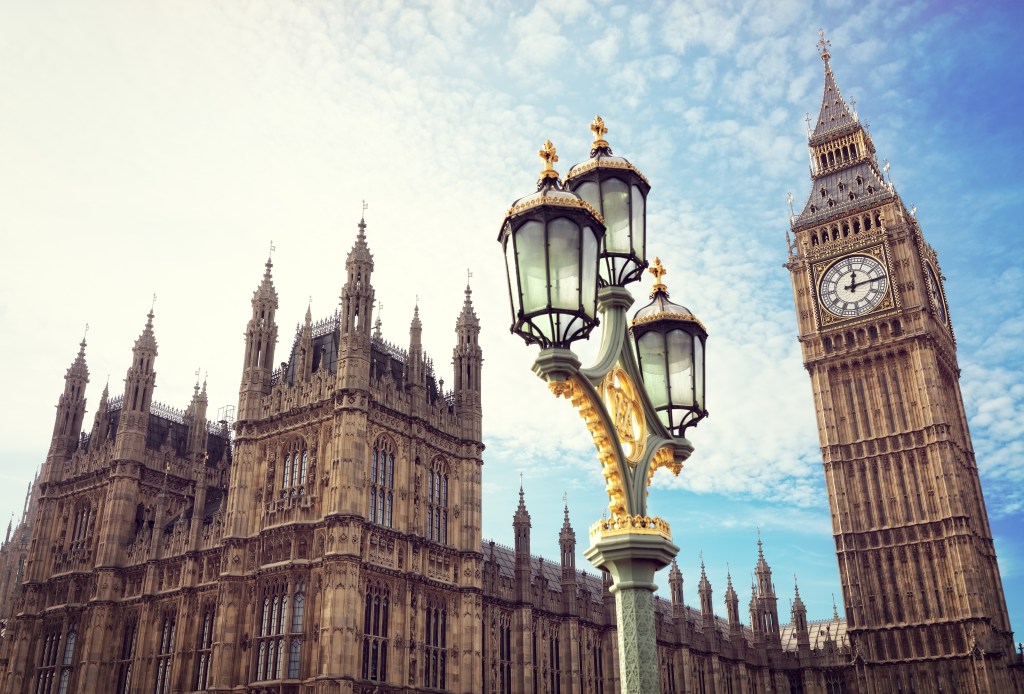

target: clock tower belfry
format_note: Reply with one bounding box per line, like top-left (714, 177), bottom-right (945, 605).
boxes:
top-left (786, 34), bottom-right (1020, 693)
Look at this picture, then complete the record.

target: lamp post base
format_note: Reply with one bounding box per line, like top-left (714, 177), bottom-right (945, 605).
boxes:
top-left (585, 531), bottom-right (679, 694)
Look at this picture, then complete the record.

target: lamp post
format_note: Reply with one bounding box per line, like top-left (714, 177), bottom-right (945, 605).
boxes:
top-left (499, 118), bottom-right (708, 694)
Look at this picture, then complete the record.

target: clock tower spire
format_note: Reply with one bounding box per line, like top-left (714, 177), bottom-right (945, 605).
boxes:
top-left (786, 34), bottom-right (1019, 692)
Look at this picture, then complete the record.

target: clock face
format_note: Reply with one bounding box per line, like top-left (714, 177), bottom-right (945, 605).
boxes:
top-left (925, 262), bottom-right (947, 325)
top-left (818, 254), bottom-right (889, 318)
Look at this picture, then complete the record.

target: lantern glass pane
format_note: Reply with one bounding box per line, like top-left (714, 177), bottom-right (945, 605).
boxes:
top-left (516, 221), bottom-right (547, 314)
top-left (667, 329), bottom-right (695, 407)
top-left (548, 217), bottom-right (581, 310)
top-left (631, 185), bottom-right (645, 257)
top-left (581, 225), bottom-right (598, 316)
top-left (504, 236), bottom-right (520, 315)
top-left (576, 181), bottom-right (599, 214)
top-left (600, 178), bottom-right (630, 252)
top-left (637, 332), bottom-right (669, 408)
top-left (694, 336), bottom-right (705, 409)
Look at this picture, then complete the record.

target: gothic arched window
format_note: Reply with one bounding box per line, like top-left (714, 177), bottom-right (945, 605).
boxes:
top-left (362, 581), bottom-right (390, 682)
top-left (282, 439), bottom-right (309, 496)
top-left (256, 581), bottom-right (288, 681)
top-left (115, 613), bottom-right (138, 694)
top-left (427, 461), bottom-right (449, 544)
top-left (34, 624), bottom-right (61, 694)
top-left (370, 440), bottom-right (395, 527)
top-left (498, 612), bottom-right (513, 694)
top-left (194, 606), bottom-right (215, 690)
top-left (154, 611), bottom-right (176, 694)
top-left (424, 596), bottom-right (448, 690)
top-left (288, 581), bottom-right (306, 679)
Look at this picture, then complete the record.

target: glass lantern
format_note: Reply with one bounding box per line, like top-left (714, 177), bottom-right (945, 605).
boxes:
top-left (499, 140), bottom-right (606, 349)
top-left (630, 258), bottom-right (708, 436)
top-left (565, 116), bottom-right (651, 287)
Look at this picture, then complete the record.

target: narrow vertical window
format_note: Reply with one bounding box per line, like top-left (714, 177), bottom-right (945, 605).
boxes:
top-left (255, 583), bottom-right (287, 681)
top-left (153, 612), bottom-right (176, 694)
top-left (288, 581), bottom-right (305, 679)
top-left (362, 581), bottom-right (390, 682)
top-left (370, 441), bottom-right (395, 527)
top-left (427, 461), bottom-right (449, 544)
top-left (498, 612), bottom-right (513, 694)
top-left (56, 628), bottom-right (76, 694)
top-left (116, 615), bottom-right (138, 694)
top-left (195, 607), bottom-right (214, 690)
top-left (424, 598), bottom-right (448, 690)
top-left (282, 440), bottom-right (309, 496)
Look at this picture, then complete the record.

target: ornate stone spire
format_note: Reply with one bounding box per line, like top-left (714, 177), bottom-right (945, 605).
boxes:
top-left (811, 29), bottom-right (856, 139)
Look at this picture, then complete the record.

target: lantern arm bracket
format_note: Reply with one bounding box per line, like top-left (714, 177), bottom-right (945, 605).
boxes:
top-left (579, 286), bottom-right (635, 385)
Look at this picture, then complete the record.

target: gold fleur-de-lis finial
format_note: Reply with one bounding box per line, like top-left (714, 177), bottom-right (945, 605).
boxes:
top-left (649, 257), bottom-right (668, 295)
top-left (817, 28), bottom-right (831, 63)
top-left (538, 140), bottom-right (559, 179)
top-left (590, 115), bottom-right (609, 149)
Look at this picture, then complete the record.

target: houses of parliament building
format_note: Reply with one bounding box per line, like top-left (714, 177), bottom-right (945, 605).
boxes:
top-left (1, 41), bottom-right (1021, 694)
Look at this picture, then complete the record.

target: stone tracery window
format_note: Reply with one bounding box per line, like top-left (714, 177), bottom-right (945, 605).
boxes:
top-left (370, 440), bottom-right (395, 527)
top-left (281, 439), bottom-right (308, 496)
top-left (424, 596), bottom-right (448, 690)
top-left (256, 581), bottom-right (288, 681)
top-left (115, 613), bottom-right (138, 694)
top-left (498, 612), bottom-right (513, 694)
top-left (427, 460), bottom-right (449, 544)
top-left (194, 605), bottom-right (215, 690)
top-left (154, 611), bottom-right (176, 694)
top-left (362, 581), bottom-right (390, 682)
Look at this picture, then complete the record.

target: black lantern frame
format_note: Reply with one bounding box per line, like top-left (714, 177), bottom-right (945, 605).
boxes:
top-left (565, 121), bottom-right (651, 288)
top-left (499, 191), bottom-right (606, 350)
top-left (630, 291), bottom-right (708, 437)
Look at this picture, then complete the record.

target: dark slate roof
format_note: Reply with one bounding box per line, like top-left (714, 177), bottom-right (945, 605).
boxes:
top-left (811, 61), bottom-right (856, 143)
top-left (482, 540), bottom-right (607, 603)
top-left (793, 158), bottom-right (892, 230)
top-left (284, 311), bottom-right (341, 385)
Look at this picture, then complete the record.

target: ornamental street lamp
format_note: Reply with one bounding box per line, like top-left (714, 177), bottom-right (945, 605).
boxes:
top-left (499, 118), bottom-right (708, 694)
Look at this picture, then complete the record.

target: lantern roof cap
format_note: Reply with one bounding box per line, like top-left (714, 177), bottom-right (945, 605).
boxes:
top-left (631, 258), bottom-right (706, 332)
top-left (565, 116), bottom-right (650, 187)
top-left (499, 140), bottom-right (604, 237)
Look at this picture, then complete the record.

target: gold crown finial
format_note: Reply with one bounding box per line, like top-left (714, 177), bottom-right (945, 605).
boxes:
top-left (590, 115), bottom-right (609, 149)
top-left (817, 29), bottom-right (831, 62)
top-left (649, 257), bottom-right (668, 295)
top-left (538, 139), bottom-right (559, 179)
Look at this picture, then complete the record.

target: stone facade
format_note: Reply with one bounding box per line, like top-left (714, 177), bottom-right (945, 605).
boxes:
top-left (784, 37), bottom-right (1023, 693)
top-left (1, 42), bottom-right (1022, 694)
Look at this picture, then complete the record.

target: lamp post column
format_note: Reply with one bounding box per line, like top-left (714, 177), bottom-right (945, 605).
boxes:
top-left (585, 530), bottom-right (679, 694)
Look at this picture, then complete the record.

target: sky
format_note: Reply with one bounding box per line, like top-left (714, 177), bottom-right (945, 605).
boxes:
top-left (2, 0), bottom-right (1023, 636)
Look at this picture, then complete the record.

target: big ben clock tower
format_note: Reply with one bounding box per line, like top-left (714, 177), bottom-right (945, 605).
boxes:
top-left (787, 33), bottom-right (1021, 693)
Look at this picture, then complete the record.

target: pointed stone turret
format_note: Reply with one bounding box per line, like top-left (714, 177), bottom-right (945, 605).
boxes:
top-left (753, 533), bottom-right (782, 649)
top-left (453, 281), bottom-right (482, 440)
top-left (89, 381), bottom-right (111, 447)
top-left (114, 310), bottom-right (158, 462)
top-left (337, 215), bottom-right (375, 392)
top-left (725, 568), bottom-right (742, 632)
top-left (239, 255), bottom-right (279, 421)
top-left (513, 484), bottom-right (531, 600)
top-left (48, 334), bottom-right (90, 467)
top-left (296, 302), bottom-right (314, 382)
top-left (186, 378), bottom-right (209, 456)
top-left (698, 557), bottom-right (714, 625)
top-left (559, 498), bottom-right (576, 573)
top-left (340, 215), bottom-right (375, 336)
top-left (792, 576), bottom-right (810, 652)
top-left (408, 304), bottom-right (425, 394)
top-left (749, 575), bottom-right (764, 645)
top-left (559, 498), bottom-right (578, 613)
top-left (668, 559), bottom-right (684, 609)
